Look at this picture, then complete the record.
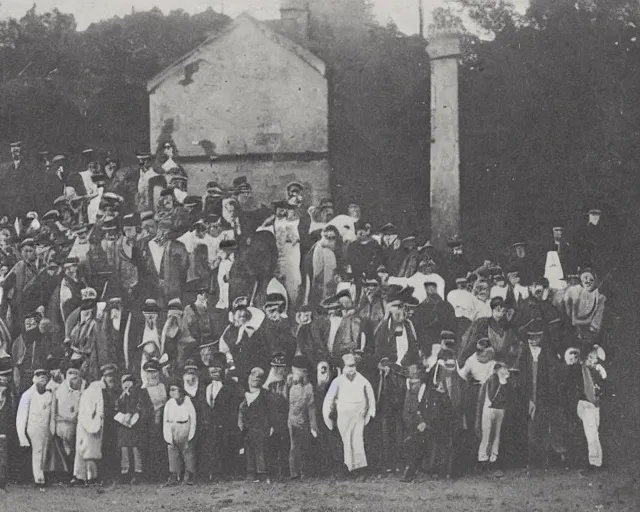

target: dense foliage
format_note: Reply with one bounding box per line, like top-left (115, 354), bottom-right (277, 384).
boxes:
top-left (1, 1), bottom-right (639, 256)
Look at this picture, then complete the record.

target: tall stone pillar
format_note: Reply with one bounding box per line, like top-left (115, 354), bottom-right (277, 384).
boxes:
top-left (427, 29), bottom-right (461, 252)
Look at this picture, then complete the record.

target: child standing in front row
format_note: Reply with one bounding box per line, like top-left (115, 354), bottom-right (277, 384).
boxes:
top-left (163, 382), bottom-right (197, 486)
top-left (476, 362), bottom-right (511, 476)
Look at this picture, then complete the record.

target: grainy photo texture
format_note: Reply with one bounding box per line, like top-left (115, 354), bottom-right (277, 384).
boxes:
top-left (0, 1), bottom-right (638, 511)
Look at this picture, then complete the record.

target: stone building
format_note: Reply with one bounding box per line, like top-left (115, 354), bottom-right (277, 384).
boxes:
top-left (147, 3), bottom-right (329, 205)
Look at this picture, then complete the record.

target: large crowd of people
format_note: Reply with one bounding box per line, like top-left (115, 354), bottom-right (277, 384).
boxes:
top-left (0, 140), bottom-right (612, 489)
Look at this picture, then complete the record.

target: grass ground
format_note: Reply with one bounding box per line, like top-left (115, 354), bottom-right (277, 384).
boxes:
top-left (1, 468), bottom-right (639, 512)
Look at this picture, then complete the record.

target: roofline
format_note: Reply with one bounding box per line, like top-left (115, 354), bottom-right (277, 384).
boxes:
top-left (147, 12), bottom-right (325, 93)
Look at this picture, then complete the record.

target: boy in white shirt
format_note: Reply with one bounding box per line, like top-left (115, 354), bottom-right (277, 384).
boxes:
top-left (163, 382), bottom-right (197, 486)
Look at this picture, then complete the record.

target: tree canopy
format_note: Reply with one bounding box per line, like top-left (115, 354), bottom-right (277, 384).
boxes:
top-left (0, 0), bottom-right (639, 254)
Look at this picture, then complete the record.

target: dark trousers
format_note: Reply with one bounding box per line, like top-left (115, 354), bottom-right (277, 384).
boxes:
top-left (289, 425), bottom-right (311, 477)
top-left (379, 414), bottom-right (404, 470)
top-left (267, 431), bottom-right (290, 478)
top-left (245, 434), bottom-right (267, 476)
top-left (403, 431), bottom-right (428, 478)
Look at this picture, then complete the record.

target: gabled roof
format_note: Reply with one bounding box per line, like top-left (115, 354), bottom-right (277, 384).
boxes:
top-left (147, 12), bottom-right (326, 93)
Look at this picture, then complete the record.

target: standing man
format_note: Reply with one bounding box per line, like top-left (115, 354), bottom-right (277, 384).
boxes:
top-left (16, 368), bottom-right (53, 487)
top-left (3, 238), bottom-right (39, 335)
top-left (302, 225), bottom-right (339, 308)
top-left (0, 141), bottom-right (37, 218)
top-left (322, 353), bottom-right (376, 475)
top-left (544, 223), bottom-right (574, 293)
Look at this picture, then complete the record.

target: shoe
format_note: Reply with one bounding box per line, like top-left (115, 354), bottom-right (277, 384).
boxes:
top-left (183, 472), bottom-right (195, 486)
top-left (163, 475), bottom-right (179, 487)
top-left (69, 478), bottom-right (84, 487)
top-left (130, 475), bottom-right (140, 485)
top-left (289, 474), bottom-right (301, 480)
top-left (400, 467), bottom-right (414, 483)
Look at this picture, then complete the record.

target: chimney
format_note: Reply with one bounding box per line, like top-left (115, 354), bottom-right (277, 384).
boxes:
top-left (280, 0), bottom-right (310, 43)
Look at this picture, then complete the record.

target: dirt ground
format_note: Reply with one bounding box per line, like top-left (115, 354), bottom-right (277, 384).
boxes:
top-left (1, 468), bottom-right (639, 512)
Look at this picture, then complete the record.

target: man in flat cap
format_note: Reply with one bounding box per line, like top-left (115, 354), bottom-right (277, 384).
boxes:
top-left (73, 363), bottom-right (119, 485)
top-left (16, 367), bottom-right (54, 487)
top-left (322, 353), bottom-right (376, 475)
top-left (138, 216), bottom-right (189, 312)
top-left (2, 238), bottom-right (39, 335)
top-left (0, 141), bottom-right (37, 218)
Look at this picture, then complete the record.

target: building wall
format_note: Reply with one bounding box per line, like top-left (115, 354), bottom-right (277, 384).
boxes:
top-left (184, 158), bottom-right (330, 208)
top-left (149, 17), bottom-right (328, 158)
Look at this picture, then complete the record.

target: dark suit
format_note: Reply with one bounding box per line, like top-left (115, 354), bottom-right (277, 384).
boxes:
top-left (138, 239), bottom-right (189, 310)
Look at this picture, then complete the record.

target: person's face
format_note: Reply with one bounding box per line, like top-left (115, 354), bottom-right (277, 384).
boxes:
top-left (77, 231), bottom-right (88, 243)
top-left (144, 312), bottom-right (157, 329)
top-left (35, 244), bottom-right (48, 257)
top-left (123, 226), bottom-right (137, 240)
top-left (103, 374), bottom-right (117, 389)
top-left (208, 220), bottom-right (223, 237)
top-left (343, 362), bottom-right (357, 379)
top-left (142, 220), bottom-right (156, 237)
top-left (453, 246), bottom-right (463, 256)
top-left (208, 366), bottom-right (223, 381)
top-left (146, 370), bottom-right (160, 386)
top-left (122, 380), bottom-right (133, 393)
top-left (248, 370), bottom-right (263, 389)
top-left (163, 143), bottom-right (174, 158)
top-left (160, 195), bottom-right (174, 210)
top-left (238, 190), bottom-right (253, 207)
top-left (338, 296), bottom-right (353, 310)
top-left (46, 263), bottom-right (60, 276)
top-left (515, 245), bottom-right (526, 258)
top-left (234, 309), bottom-right (251, 326)
top-left (508, 273), bottom-right (520, 286)
top-left (67, 371), bottom-right (81, 389)
top-left (492, 305), bottom-right (507, 321)
top-left (404, 305), bottom-right (416, 318)
top-left (530, 283), bottom-right (544, 299)
top-left (348, 206), bottom-right (361, 220)
top-left (24, 316), bottom-right (38, 332)
top-left (389, 303), bottom-right (405, 322)
top-left (288, 190), bottom-right (303, 207)
top-left (104, 231), bottom-right (118, 242)
top-left (169, 386), bottom-right (181, 401)
top-left (425, 283), bottom-right (438, 297)
top-left (553, 228), bottom-right (563, 241)
top-left (0, 266), bottom-right (8, 278)
top-left (265, 304), bottom-right (282, 321)
top-left (22, 245), bottom-right (36, 262)
top-left (407, 364), bottom-right (420, 380)
top-left (364, 283), bottom-right (378, 299)
top-left (0, 230), bottom-right (9, 244)
top-left (494, 277), bottom-right (506, 287)
top-left (404, 240), bottom-right (417, 251)
top-left (183, 372), bottom-right (197, 386)
top-left (296, 311), bottom-right (312, 324)
top-left (11, 146), bottom-right (21, 160)
top-left (528, 334), bottom-right (542, 348)
top-left (321, 230), bottom-right (337, 250)
top-left (377, 270), bottom-right (389, 282)
top-left (276, 207), bottom-right (288, 219)
top-left (34, 373), bottom-right (48, 387)
top-left (382, 234), bottom-right (397, 246)
top-left (581, 272), bottom-right (596, 292)
top-left (320, 207), bottom-right (334, 223)
top-left (64, 264), bottom-right (79, 280)
top-left (197, 292), bottom-right (208, 305)
top-left (589, 213), bottom-right (601, 226)
top-left (497, 367), bottom-right (510, 381)
top-left (173, 180), bottom-right (187, 192)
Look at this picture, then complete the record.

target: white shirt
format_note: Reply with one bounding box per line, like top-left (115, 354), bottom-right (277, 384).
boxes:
top-left (458, 353), bottom-right (495, 383)
top-left (529, 346), bottom-right (541, 363)
top-left (206, 381), bottom-right (223, 407)
top-left (394, 326), bottom-right (409, 365)
top-left (245, 389), bottom-right (261, 406)
top-left (490, 285), bottom-right (508, 300)
top-left (148, 239), bottom-right (166, 274)
top-left (447, 289), bottom-right (475, 320)
top-left (327, 316), bottom-right (342, 354)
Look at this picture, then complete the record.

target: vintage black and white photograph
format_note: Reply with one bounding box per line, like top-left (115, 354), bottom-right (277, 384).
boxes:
top-left (0, 0), bottom-right (638, 510)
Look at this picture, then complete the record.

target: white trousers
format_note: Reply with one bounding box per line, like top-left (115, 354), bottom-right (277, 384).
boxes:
top-left (26, 424), bottom-right (51, 484)
top-left (577, 400), bottom-right (602, 467)
top-left (478, 406), bottom-right (505, 463)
